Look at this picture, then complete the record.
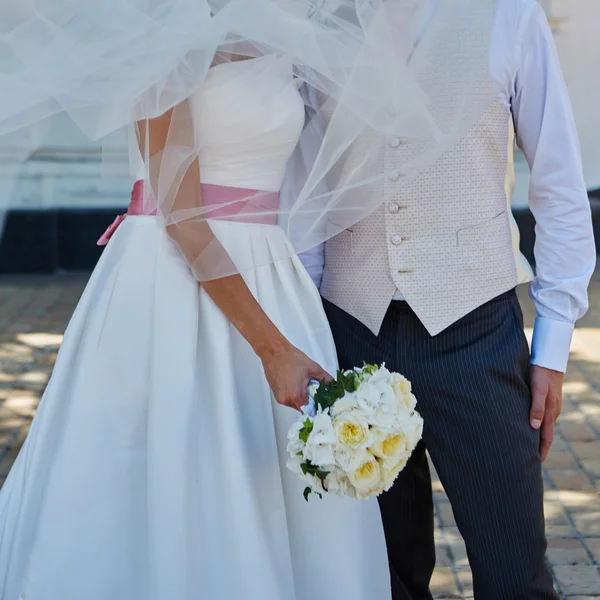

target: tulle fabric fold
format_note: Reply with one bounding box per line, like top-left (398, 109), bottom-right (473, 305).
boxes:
top-left (0, 1), bottom-right (534, 279)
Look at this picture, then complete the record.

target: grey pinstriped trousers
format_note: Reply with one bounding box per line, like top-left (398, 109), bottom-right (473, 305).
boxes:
top-left (323, 290), bottom-right (559, 600)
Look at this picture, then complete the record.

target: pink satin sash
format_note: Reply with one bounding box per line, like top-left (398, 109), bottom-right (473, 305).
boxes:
top-left (199, 183), bottom-right (279, 225)
top-left (97, 181), bottom-right (156, 246)
top-left (98, 181), bottom-right (279, 246)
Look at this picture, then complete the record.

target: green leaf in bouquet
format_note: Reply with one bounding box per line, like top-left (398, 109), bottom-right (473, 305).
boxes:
top-left (298, 418), bottom-right (314, 443)
top-left (361, 362), bottom-right (378, 377)
top-left (303, 487), bottom-right (323, 502)
top-left (313, 369), bottom-right (359, 411)
top-left (301, 460), bottom-right (330, 482)
top-left (315, 469), bottom-right (329, 482)
top-left (301, 461), bottom-right (328, 501)
top-left (339, 369), bottom-right (359, 393)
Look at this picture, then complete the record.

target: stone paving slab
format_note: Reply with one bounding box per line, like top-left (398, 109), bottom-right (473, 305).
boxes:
top-left (0, 273), bottom-right (599, 598)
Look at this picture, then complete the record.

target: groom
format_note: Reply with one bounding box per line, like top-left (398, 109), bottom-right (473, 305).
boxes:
top-left (297, 0), bottom-right (596, 598)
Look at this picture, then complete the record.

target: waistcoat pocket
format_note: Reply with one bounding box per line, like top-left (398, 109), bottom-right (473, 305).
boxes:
top-left (456, 210), bottom-right (508, 247)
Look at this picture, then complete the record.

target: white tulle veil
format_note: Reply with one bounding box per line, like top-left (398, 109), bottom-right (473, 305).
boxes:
top-left (0, 0), bottom-right (531, 280)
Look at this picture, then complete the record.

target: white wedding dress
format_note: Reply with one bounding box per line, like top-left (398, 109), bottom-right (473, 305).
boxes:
top-left (0, 56), bottom-right (390, 600)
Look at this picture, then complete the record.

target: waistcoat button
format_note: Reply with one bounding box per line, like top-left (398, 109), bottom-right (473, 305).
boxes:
top-left (390, 137), bottom-right (401, 148)
top-left (390, 233), bottom-right (403, 246)
top-left (388, 171), bottom-right (400, 182)
top-left (388, 202), bottom-right (401, 214)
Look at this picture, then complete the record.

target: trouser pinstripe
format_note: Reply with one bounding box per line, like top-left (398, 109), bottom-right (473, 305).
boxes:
top-left (323, 290), bottom-right (559, 600)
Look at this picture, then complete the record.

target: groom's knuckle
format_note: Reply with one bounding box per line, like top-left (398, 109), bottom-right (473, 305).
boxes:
top-left (531, 382), bottom-right (546, 397)
top-left (531, 408), bottom-right (545, 420)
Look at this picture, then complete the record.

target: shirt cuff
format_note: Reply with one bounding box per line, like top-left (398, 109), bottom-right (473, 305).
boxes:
top-left (530, 317), bottom-right (575, 373)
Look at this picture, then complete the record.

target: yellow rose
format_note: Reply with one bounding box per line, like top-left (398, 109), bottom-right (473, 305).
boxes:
top-left (391, 373), bottom-right (412, 397)
top-left (405, 416), bottom-right (424, 451)
top-left (333, 412), bottom-right (372, 450)
top-left (348, 452), bottom-right (381, 496)
top-left (400, 393), bottom-right (417, 411)
top-left (379, 456), bottom-right (409, 492)
top-left (369, 431), bottom-right (409, 463)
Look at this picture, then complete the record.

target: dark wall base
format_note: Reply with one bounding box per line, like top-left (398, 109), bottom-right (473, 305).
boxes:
top-left (1, 196), bottom-right (599, 274)
top-left (0, 208), bottom-right (125, 274)
top-left (513, 208), bottom-right (536, 266)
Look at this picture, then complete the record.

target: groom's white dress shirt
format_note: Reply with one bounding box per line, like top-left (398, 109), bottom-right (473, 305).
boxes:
top-left (297, 1), bottom-right (596, 374)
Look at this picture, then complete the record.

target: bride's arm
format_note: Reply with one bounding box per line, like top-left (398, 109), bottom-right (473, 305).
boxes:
top-left (138, 108), bottom-right (331, 411)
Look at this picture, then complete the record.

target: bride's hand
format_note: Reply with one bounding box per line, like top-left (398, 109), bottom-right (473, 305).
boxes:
top-left (259, 341), bottom-right (332, 412)
top-left (200, 274), bottom-right (331, 412)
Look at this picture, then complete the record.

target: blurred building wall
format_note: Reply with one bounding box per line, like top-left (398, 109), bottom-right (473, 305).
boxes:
top-left (513, 0), bottom-right (600, 208)
top-left (0, 1), bottom-right (598, 272)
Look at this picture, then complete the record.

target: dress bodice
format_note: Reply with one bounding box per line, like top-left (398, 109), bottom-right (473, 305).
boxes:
top-left (189, 55), bottom-right (305, 192)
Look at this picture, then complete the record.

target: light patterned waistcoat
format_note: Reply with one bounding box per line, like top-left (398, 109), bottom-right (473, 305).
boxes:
top-left (320, 101), bottom-right (534, 337)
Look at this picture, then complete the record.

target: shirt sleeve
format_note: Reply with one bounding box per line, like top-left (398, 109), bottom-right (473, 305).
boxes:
top-left (299, 242), bottom-right (326, 290)
top-left (512, 4), bottom-right (596, 373)
top-left (293, 83), bottom-right (327, 290)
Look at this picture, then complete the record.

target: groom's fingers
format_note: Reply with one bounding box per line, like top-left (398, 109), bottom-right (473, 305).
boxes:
top-left (540, 417), bottom-right (555, 463)
top-left (530, 394), bottom-right (546, 430)
top-left (530, 365), bottom-right (564, 461)
top-left (530, 378), bottom-right (548, 431)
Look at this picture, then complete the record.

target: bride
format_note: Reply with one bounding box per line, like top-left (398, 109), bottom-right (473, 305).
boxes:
top-left (0, 48), bottom-right (392, 598)
top-left (0, 1), bottom-right (498, 598)
top-left (0, 1), bottom-right (403, 597)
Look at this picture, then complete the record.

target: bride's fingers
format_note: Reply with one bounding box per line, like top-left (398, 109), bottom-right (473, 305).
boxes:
top-left (310, 365), bottom-right (333, 384)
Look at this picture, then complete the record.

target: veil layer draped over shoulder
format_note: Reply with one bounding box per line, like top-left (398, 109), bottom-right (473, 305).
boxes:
top-left (0, 0), bottom-right (533, 279)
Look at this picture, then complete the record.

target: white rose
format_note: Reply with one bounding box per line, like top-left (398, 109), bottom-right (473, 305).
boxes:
top-left (310, 411), bottom-right (335, 443)
top-left (344, 483), bottom-right (358, 499)
top-left (330, 392), bottom-right (361, 417)
top-left (370, 377), bottom-right (397, 409)
top-left (355, 381), bottom-right (382, 412)
top-left (304, 473), bottom-right (326, 495)
top-left (286, 456), bottom-right (302, 474)
top-left (333, 411), bottom-right (373, 450)
top-left (324, 469), bottom-right (349, 497)
top-left (379, 456), bottom-right (409, 492)
top-left (368, 366), bottom-right (392, 386)
top-left (303, 411), bottom-right (336, 467)
top-left (404, 414), bottom-right (424, 451)
top-left (356, 364), bottom-right (389, 385)
top-left (347, 451), bottom-right (382, 496)
top-left (400, 393), bottom-right (418, 412)
top-left (334, 446), bottom-right (365, 472)
top-left (286, 419), bottom-right (307, 456)
top-left (371, 402), bottom-right (403, 430)
top-left (304, 443), bottom-right (336, 468)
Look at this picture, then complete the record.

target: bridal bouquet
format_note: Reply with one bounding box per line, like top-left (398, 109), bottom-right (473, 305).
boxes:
top-left (287, 364), bottom-right (423, 501)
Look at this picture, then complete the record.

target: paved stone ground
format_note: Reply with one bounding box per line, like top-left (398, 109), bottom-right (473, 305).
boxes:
top-left (0, 273), bottom-right (599, 598)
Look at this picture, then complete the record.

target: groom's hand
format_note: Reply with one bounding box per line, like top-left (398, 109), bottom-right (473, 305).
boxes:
top-left (530, 365), bottom-right (564, 462)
